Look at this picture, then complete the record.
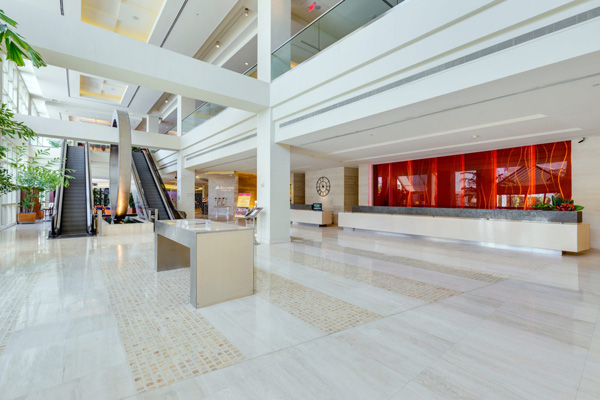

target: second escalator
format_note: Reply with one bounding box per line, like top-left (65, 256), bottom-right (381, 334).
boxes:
top-left (131, 150), bottom-right (179, 220)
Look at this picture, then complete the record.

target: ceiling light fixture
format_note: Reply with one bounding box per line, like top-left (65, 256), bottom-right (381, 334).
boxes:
top-left (215, 42), bottom-right (221, 48)
top-left (165, 100), bottom-right (168, 103)
top-left (244, 62), bottom-right (249, 66)
top-left (244, 8), bottom-right (249, 17)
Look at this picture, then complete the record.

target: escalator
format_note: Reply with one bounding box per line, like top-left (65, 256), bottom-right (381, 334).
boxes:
top-left (51, 142), bottom-right (94, 237)
top-left (131, 149), bottom-right (181, 220)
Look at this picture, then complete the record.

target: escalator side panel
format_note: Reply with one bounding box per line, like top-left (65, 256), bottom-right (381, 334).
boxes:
top-left (132, 152), bottom-right (170, 220)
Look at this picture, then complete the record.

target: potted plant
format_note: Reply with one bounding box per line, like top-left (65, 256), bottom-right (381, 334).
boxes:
top-left (7, 145), bottom-right (72, 223)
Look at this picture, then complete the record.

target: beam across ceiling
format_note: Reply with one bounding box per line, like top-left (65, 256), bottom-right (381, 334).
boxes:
top-left (15, 114), bottom-right (181, 151)
top-left (4, 1), bottom-right (269, 113)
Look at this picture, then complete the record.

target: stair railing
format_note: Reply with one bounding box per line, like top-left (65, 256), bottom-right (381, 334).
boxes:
top-left (84, 143), bottom-right (95, 234)
top-left (141, 149), bottom-right (181, 219)
top-left (50, 140), bottom-right (68, 237)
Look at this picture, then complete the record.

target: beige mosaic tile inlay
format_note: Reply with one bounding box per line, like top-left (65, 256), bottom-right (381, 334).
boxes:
top-left (0, 272), bottom-right (38, 356)
top-left (269, 247), bottom-right (462, 303)
top-left (99, 258), bottom-right (245, 393)
top-left (292, 238), bottom-right (510, 283)
top-left (255, 269), bottom-right (381, 334)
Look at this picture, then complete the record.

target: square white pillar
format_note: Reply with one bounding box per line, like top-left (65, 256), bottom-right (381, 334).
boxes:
top-left (177, 96), bottom-right (196, 136)
top-left (256, 108), bottom-right (290, 244)
top-left (146, 115), bottom-right (160, 133)
top-left (177, 154), bottom-right (196, 219)
top-left (258, 0), bottom-right (291, 82)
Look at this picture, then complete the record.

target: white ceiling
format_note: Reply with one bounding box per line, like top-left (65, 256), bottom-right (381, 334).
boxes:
top-left (193, 51), bottom-right (600, 174)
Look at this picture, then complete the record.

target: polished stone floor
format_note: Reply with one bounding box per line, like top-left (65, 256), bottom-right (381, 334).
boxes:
top-left (0, 222), bottom-right (599, 399)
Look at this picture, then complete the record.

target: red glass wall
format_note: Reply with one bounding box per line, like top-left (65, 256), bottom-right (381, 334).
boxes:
top-left (372, 141), bottom-right (571, 209)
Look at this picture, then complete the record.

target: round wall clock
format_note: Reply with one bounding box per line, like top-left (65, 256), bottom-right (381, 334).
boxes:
top-left (316, 176), bottom-right (330, 197)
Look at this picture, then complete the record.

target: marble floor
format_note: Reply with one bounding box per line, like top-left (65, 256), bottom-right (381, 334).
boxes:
top-left (0, 222), bottom-right (599, 399)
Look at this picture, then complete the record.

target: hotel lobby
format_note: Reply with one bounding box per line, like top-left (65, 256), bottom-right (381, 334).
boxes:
top-left (1, 0), bottom-right (600, 399)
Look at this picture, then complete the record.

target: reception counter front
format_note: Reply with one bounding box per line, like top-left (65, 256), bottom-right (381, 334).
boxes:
top-left (339, 207), bottom-right (590, 253)
top-left (290, 204), bottom-right (332, 226)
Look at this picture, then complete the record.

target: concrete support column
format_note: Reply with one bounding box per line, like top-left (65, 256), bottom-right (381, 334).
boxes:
top-left (177, 155), bottom-right (195, 219)
top-left (177, 96), bottom-right (196, 136)
top-left (256, 108), bottom-right (290, 244)
top-left (146, 115), bottom-right (160, 133)
top-left (257, 0), bottom-right (291, 82)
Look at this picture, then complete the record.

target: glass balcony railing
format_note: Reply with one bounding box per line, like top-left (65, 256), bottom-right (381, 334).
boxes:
top-left (180, 0), bottom-right (402, 134)
top-left (272, 0), bottom-right (403, 80)
top-left (181, 102), bottom-right (227, 134)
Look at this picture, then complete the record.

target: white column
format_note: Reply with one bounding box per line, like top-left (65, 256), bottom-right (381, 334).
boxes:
top-left (256, 0), bottom-right (292, 243)
top-left (257, 0), bottom-right (291, 82)
top-left (177, 154), bottom-right (196, 219)
top-left (176, 96), bottom-right (196, 136)
top-left (256, 108), bottom-right (290, 244)
top-left (146, 115), bottom-right (160, 133)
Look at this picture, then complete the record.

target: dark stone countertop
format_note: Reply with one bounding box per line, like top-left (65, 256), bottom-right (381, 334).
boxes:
top-left (290, 204), bottom-right (314, 210)
top-left (350, 206), bottom-right (582, 223)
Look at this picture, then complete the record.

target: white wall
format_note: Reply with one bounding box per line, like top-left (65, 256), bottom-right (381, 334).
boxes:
top-left (305, 167), bottom-right (358, 224)
top-left (572, 137), bottom-right (600, 250)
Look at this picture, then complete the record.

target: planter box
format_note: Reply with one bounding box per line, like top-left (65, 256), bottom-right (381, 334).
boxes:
top-left (18, 213), bottom-right (37, 224)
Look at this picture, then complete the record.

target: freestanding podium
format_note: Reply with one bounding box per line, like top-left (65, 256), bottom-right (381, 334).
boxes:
top-left (154, 219), bottom-right (254, 308)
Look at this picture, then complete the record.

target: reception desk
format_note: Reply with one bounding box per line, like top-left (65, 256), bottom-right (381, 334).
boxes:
top-left (290, 209), bottom-right (333, 226)
top-left (339, 207), bottom-right (590, 253)
top-left (155, 220), bottom-right (254, 308)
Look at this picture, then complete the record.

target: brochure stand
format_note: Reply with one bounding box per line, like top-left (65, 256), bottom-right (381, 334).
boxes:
top-left (245, 207), bottom-right (263, 245)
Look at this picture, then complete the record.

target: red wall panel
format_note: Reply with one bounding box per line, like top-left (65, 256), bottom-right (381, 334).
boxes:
top-left (372, 141), bottom-right (571, 210)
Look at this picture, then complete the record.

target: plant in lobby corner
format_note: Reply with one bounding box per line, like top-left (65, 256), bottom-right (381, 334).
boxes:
top-left (0, 8), bottom-right (47, 195)
top-left (7, 144), bottom-right (72, 223)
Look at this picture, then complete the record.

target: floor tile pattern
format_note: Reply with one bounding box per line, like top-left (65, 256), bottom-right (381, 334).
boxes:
top-left (1, 224), bottom-right (599, 400)
top-left (254, 268), bottom-right (381, 334)
top-left (0, 272), bottom-right (38, 355)
top-left (98, 258), bottom-right (245, 393)
top-left (268, 246), bottom-right (463, 303)
top-left (293, 238), bottom-right (510, 283)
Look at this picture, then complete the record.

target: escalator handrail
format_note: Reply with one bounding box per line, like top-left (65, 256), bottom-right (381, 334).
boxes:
top-left (51, 140), bottom-right (68, 236)
top-left (141, 148), bottom-right (181, 219)
top-left (131, 154), bottom-right (151, 221)
top-left (84, 143), bottom-right (94, 234)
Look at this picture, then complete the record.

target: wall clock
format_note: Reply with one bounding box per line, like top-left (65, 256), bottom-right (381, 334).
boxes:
top-left (316, 176), bottom-right (330, 197)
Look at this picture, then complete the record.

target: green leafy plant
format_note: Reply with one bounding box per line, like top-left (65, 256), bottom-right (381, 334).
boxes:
top-left (0, 9), bottom-right (46, 194)
top-left (531, 202), bottom-right (555, 211)
top-left (532, 195), bottom-right (584, 211)
top-left (48, 138), bottom-right (62, 148)
top-left (0, 9), bottom-right (46, 68)
top-left (7, 145), bottom-right (72, 213)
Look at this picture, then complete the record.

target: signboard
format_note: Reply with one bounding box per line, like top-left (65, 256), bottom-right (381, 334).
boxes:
top-left (235, 193), bottom-right (252, 218)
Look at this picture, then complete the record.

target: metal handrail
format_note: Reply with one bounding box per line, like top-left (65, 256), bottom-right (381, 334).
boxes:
top-left (51, 140), bottom-right (68, 237)
top-left (141, 148), bottom-right (180, 219)
top-left (130, 155), bottom-right (151, 221)
top-left (84, 143), bottom-right (94, 235)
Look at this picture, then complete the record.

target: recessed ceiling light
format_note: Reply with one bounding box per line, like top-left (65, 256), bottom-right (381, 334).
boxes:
top-left (165, 100), bottom-right (168, 103)
top-left (472, 135), bottom-right (479, 138)
top-left (244, 62), bottom-right (249, 66)
top-left (215, 42), bottom-right (221, 48)
top-left (244, 8), bottom-right (249, 16)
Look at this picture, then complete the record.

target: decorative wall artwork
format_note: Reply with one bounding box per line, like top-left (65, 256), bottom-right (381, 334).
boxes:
top-left (372, 141), bottom-right (571, 210)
